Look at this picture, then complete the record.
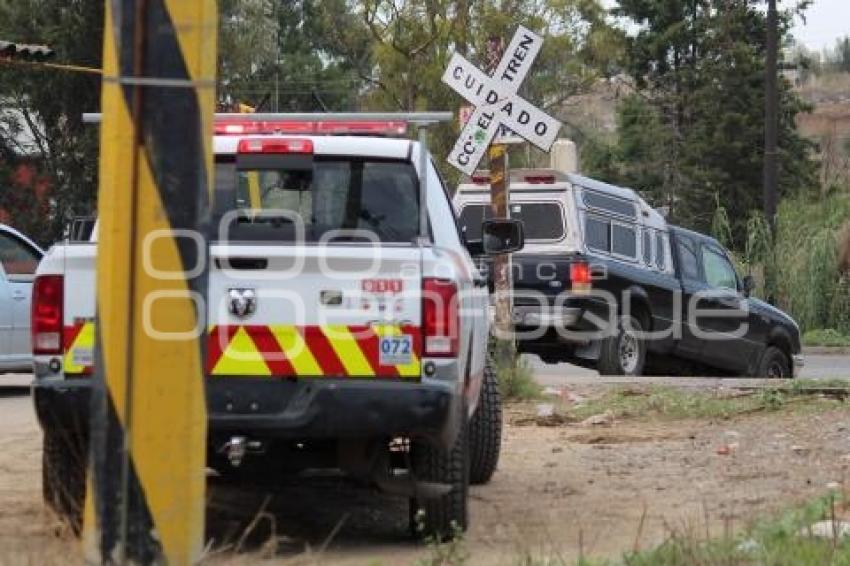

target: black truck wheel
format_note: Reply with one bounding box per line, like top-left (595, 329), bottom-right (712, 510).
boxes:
top-left (597, 315), bottom-right (646, 376)
top-left (468, 360), bottom-right (501, 485)
top-left (756, 346), bottom-right (791, 378)
top-left (409, 412), bottom-right (469, 541)
top-left (43, 425), bottom-right (87, 535)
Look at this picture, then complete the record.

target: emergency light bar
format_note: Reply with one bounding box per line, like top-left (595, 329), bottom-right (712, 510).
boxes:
top-left (83, 112), bottom-right (451, 127)
top-left (216, 120), bottom-right (408, 137)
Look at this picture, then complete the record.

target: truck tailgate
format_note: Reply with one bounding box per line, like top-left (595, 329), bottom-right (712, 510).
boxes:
top-left (207, 245), bottom-right (423, 379)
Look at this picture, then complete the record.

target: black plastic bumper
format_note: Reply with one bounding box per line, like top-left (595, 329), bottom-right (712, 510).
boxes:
top-left (33, 376), bottom-right (461, 450)
top-left (206, 377), bottom-right (460, 447)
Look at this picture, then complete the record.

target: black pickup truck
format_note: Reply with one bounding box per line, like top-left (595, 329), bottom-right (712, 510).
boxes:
top-left (454, 171), bottom-right (803, 377)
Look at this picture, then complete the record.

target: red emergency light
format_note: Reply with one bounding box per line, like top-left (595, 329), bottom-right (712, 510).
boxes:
top-left (315, 120), bottom-right (407, 136)
top-left (237, 138), bottom-right (314, 154)
top-left (215, 119), bottom-right (407, 137)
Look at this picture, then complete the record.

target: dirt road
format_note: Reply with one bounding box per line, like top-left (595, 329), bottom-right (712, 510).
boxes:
top-left (2, 386), bottom-right (850, 564)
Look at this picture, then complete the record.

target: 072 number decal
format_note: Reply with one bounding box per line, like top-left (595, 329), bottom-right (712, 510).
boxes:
top-left (379, 335), bottom-right (413, 366)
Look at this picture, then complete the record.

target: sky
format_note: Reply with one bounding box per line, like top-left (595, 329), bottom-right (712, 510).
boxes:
top-left (791, 0), bottom-right (849, 52)
top-left (599, 0), bottom-right (849, 53)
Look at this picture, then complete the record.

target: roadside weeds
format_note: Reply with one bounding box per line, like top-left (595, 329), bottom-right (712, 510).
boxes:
top-left (417, 493), bottom-right (850, 566)
top-left (511, 383), bottom-right (850, 427)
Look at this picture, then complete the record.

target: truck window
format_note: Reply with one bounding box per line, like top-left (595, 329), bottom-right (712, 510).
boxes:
top-left (585, 215), bottom-right (637, 261)
top-left (702, 246), bottom-right (738, 290)
top-left (0, 232), bottom-right (40, 276)
top-left (611, 223), bottom-right (636, 259)
top-left (583, 190), bottom-right (637, 219)
top-left (459, 202), bottom-right (564, 241)
top-left (676, 237), bottom-right (699, 280)
top-left (458, 205), bottom-right (490, 242)
top-left (642, 230), bottom-right (652, 265)
top-left (585, 216), bottom-right (610, 253)
top-left (656, 233), bottom-right (666, 271)
top-left (213, 158), bottom-right (420, 243)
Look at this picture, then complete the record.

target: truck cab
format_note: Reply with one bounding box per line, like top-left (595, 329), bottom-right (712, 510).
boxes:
top-left (454, 170), bottom-right (802, 378)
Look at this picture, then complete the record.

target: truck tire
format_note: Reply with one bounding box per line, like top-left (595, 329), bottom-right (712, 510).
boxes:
top-left (597, 315), bottom-right (646, 376)
top-left (43, 426), bottom-right (86, 535)
top-left (409, 412), bottom-right (469, 541)
top-left (468, 360), bottom-right (501, 485)
top-left (756, 346), bottom-right (791, 378)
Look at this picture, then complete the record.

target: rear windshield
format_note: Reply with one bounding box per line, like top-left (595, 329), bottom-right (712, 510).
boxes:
top-left (459, 202), bottom-right (564, 241)
top-left (213, 158), bottom-right (420, 242)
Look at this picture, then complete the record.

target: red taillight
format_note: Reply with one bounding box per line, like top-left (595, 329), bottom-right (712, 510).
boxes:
top-left (422, 278), bottom-right (459, 357)
top-left (570, 262), bottom-right (592, 294)
top-left (471, 175), bottom-right (490, 184)
top-left (237, 138), bottom-right (314, 154)
top-left (32, 275), bottom-right (63, 355)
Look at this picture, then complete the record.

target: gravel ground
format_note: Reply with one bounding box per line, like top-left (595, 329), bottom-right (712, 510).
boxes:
top-left (2, 383), bottom-right (850, 564)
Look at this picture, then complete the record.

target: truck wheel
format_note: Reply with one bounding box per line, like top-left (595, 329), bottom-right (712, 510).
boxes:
top-left (43, 425), bottom-right (86, 535)
top-left (597, 315), bottom-right (646, 376)
top-left (468, 360), bottom-right (501, 485)
top-left (756, 346), bottom-right (791, 378)
top-left (409, 413), bottom-right (469, 541)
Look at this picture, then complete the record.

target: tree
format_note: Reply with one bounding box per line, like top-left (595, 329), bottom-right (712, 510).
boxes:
top-left (584, 0), bottom-right (816, 248)
top-left (0, 0), bottom-right (103, 243)
top-left (825, 36), bottom-right (850, 73)
top-left (348, 0), bottom-right (620, 180)
top-left (218, 0), bottom-right (369, 112)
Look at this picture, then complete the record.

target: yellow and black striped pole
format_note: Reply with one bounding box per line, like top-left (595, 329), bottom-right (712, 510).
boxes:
top-left (84, 1), bottom-right (217, 563)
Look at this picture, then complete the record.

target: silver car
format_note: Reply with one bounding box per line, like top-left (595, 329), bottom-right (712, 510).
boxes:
top-left (0, 224), bottom-right (43, 372)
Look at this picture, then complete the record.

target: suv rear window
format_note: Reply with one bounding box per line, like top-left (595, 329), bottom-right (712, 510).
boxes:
top-left (213, 158), bottom-right (420, 242)
top-left (459, 202), bottom-right (564, 241)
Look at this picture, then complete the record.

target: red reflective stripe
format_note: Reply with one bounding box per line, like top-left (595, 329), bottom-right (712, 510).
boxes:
top-left (64, 323), bottom-right (93, 376)
top-left (63, 324), bottom-right (84, 351)
top-left (243, 325), bottom-right (295, 376)
top-left (302, 326), bottom-right (347, 376)
top-left (206, 325), bottom-right (238, 373)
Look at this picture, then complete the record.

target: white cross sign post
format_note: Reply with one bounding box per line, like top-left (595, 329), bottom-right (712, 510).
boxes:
top-left (442, 25), bottom-right (563, 175)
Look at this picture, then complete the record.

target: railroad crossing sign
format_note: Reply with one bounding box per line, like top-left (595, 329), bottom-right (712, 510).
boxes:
top-left (442, 25), bottom-right (562, 175)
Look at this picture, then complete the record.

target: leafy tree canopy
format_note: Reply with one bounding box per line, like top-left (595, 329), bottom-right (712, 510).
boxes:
top-left (0, 0), bottom-right (103, 243)
top-left (583, 0), bottom-right (817, 249)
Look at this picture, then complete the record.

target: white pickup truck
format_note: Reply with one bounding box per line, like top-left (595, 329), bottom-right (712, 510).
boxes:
top-left (31, 117), bottom-right (523, 539)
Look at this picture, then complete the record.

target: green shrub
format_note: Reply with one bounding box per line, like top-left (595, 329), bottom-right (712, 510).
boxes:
top-left (802, 328), bottom-right (850, 347)
top-left (772, 192), bottom-right (850, 332)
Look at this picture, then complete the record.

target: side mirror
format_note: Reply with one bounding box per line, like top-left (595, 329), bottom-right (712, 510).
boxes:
top-left (482, 219), bottom-right (524, 255)
top-left (742, 275), bottom-right (755, 297)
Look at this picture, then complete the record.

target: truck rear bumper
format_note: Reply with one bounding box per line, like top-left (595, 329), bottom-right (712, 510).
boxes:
top-left (511, 305), bottom-right (582, 327)
top-left (206, 377), bottom-right (461, 448)
top-left (33, 375), bottom-right (462, 451)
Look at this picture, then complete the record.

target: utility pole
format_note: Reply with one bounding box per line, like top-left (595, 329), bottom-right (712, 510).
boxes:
top-left (84, 1), bottom-right (216, 563)
top-left (764, 0), bottom-right (779, 229)
top-left (486, 36), bottom-right (513, 366)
